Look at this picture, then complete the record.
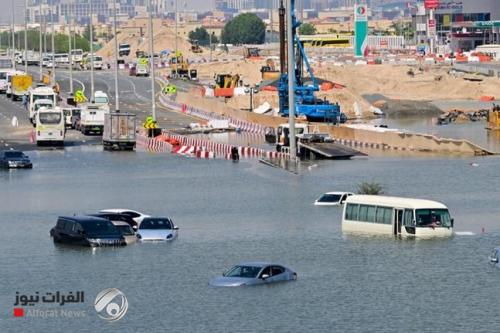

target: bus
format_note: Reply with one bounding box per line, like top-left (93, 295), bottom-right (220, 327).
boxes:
top-left (299, 35), bottom-right (351, 48)
top-left (36, 107), bottom-right (65, 146)
top-left (70, 49), bottom-right (84, 62)
top-left (342, 195), bottom-right (454, 238)
top-left (54, 53), bottom-right (70, 65)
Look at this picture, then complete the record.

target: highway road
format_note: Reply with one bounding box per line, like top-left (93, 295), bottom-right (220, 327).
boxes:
top-left (0, 65), bottom-right (197, 151)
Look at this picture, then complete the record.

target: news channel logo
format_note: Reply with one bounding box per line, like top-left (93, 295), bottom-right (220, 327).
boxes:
top-left (94, 288), bottom-right (128, 322)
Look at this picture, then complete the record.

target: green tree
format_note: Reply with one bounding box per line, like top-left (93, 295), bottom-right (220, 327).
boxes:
top-left (357, 181), bottom-right (385, 195)
top-left (188, 27), bottom-right (218, 47)
top-left (221, 13), bottom-right (266, 45)
top-left (0, 30), bottom-right (90, 53)
top-left (299, 23), bottom-right (317, 35)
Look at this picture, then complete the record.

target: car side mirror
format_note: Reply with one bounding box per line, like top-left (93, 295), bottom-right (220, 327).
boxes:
top-left (261, 274), bottom-right (269, 280)
top-left (173, 226), bottom-right (179, 230)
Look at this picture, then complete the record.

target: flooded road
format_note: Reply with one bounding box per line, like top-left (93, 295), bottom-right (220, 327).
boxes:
top-left (1, 146), bottom-right (500, 332)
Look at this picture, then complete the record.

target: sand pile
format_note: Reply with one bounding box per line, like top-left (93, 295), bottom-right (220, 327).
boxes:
top-left (98, 18), bottom-right (197, 59)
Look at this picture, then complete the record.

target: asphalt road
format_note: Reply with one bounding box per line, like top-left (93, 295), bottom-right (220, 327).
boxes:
top-left (0, 65), bottom-right (197, 151)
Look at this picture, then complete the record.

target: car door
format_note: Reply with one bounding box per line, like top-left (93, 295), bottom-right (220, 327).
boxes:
top-left (269, 266), bottom-right (287, 282)
top-left (258, 266), bottom-right (272, 284)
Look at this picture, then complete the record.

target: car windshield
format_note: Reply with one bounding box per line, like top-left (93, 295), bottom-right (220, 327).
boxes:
top-left (115, 225), bottom-right (134, 236)
top-left (35, 103), bottom-right (53, 111)
top-left (94, 97), bottom-right (108, 104)
top-left (82, 220), bottom-right (120, 237)
top-left (140, 219), bottom-right (173, 230)
top-left (4, 151), bottom-right (24, 158)
top-left (0, 72), bottom-right (6, 79)
top-left (317, 194), bottom-right (342, 203)
top-left (94, 57), bottom-right (102, 61)
top-left (224, 266), bottom-right (262, 278)
top-left (33, 95), bottom-right (54, 102)
top-left (38, 112), bottom-right (61, 124)
top-left (416, 209), bottom-right (452, 227)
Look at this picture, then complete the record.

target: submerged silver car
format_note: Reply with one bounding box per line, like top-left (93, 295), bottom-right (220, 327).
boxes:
top-left (209, 262), bottom-right (297, 287)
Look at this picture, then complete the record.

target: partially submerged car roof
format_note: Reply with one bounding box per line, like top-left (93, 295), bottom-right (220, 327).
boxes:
top-left (59, 216), bottom-right (111, 224)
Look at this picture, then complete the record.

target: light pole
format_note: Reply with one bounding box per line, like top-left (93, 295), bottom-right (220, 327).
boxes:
top-left (68, 2), bottom-right (73, 94)
top-left (113, 0), bottom-right (120, 112)
top-left (11, 0), bottom-right (16, 71)
top-left (50, 5), bottom-right (55, 85)
top-left (89, 0), bottom-right (95, 101)
top-left (147, 0), bottom-right (156, 121)
top-left (39, 0), bottom-right (43, 81)
top-left (174, 0), bottom-right (178, 76)
top-left (286, 0), bottom-right (296, 159)
top-left (209, 31), bottom-right (214, 62)
top-left (24, 0), bottom-right (28, 73)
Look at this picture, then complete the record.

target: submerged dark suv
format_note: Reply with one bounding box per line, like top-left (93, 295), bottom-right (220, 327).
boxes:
top-left (50, 216), bottom-right (126, 247)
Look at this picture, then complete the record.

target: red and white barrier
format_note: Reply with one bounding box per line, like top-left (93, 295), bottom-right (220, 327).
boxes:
top-left (136, 134), bottom-right (172, 153)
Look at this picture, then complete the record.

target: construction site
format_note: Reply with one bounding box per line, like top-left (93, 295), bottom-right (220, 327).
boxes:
top-left (95, 2), bottom-right (500, 158)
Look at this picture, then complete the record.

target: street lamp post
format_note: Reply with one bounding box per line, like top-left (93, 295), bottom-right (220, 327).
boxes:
top-left (50, 5), bottom-right (55, 85)
top-left (39, 1), bottom-right (43, 81)
top-left (11, 0), bottom-right (16, 71)
top-left (24, 0), bottom-right (28, 73)
top-left (147, 0), bottom-right (156, 122)
top-left (89, 0), bottom-right (95, 101)
top-left (209, 31), bottom-right (214, 62)
top-left (68, 2), bottom-right (73, 94)
top-left (112, 0), bottom-right (120, 112)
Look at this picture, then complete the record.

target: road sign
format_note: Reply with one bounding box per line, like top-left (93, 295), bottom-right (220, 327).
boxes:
top-left (424, 0), bottom-right (439, 10)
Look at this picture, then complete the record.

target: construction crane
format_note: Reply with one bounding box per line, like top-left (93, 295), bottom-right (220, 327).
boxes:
top-left (278, 0), bottom-right (346, 123)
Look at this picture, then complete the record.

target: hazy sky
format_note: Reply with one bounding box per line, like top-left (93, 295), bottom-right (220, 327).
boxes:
top-left (0, 0), bottom-right (215, 24)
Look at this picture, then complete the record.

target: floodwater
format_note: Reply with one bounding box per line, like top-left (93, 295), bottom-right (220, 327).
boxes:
top-left (1, 146), bottom-right (500, 332)
top-left (370, 116), bottom-right (500, 153)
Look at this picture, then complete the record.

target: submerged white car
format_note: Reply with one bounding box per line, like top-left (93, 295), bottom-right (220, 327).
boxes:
top-left (136, 217), bottom-right (178, 241)
top-left (99, 209), bottom-right (150, 224)
top-left (314, 192), bottom-right (354, 206)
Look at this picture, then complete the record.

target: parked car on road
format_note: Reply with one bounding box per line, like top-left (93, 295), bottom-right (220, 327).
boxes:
top-left (136, 217), bottom-right (178, 241)
top-left (314, 192), bottom-right (354, 206)
top-left (50, 216), bottom-right (126, 247)
top-left (0, 150), bottom-right (32, 169)
top-left (209, 262), bottom-right (297, 287)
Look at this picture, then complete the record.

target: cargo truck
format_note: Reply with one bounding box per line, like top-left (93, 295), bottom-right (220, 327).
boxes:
top-left (103, 113), bottom-right (136, 151)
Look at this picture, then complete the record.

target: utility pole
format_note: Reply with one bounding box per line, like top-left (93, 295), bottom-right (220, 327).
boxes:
top-left (11, 0), bottom-right (16, 71)
top-left (113, 0), bottom-right (120, 112)
top-left (68, 1), bottom-right (73, 94)
top-left (286, 0), bottom-right (296, 160)
top-left (89, 0), bottom-right (95, 101)
top-left (174, 0), bottom-right (178, 74)
top-left (39, 0), bottom-right (43, 81)
top-left (24, 0), bottom-right (28, 73)
top-left (51, 5), bottom-right (55, 85)
top-left (147, 0), bottom-right (156, 121)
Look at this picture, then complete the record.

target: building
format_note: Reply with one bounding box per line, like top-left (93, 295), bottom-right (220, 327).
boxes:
top-left (413, 0), bottom-right (500, 52)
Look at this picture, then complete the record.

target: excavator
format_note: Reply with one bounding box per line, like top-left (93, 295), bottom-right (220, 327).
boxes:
top-left (169, 51), bottom-right (198, 80)
top-left (260, 59), bottom-right (280, 81)
top-left (213, 74), bottom-right (242, 98)
top-left (190, 40), bottom-right (203, 54)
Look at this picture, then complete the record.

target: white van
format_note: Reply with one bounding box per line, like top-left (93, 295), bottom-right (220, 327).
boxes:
top-left (36, 107), bottom-right (65, 146)
top-left (28, 86), bottom-right (58, 124)
top-left (0, 68), bottom-right (13, 93)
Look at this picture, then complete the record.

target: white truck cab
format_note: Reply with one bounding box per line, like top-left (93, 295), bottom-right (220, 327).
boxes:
top-left (28, 86), bottom-right (58, 124)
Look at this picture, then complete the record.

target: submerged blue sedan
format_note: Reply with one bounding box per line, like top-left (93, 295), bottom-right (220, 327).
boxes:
top-left (209, 262), bottom-right (297, 287)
